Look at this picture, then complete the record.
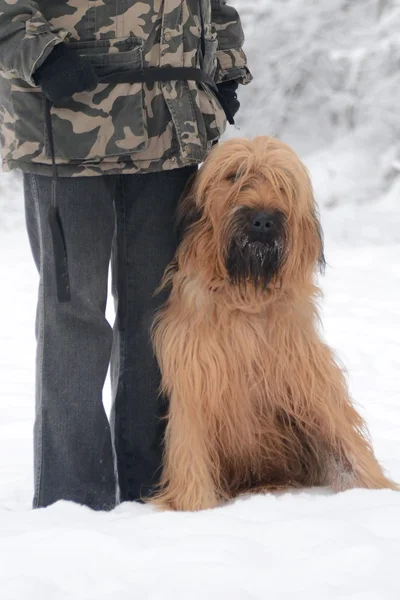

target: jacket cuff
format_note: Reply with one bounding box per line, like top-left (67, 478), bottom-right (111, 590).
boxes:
top-left (215, 47), bottom-right (253, 85)
top-left (17, 16), bottom-right (70, 86)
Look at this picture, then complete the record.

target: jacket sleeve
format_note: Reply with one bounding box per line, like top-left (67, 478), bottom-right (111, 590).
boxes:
top-left (0, 1), bottom-right (70, 86)
top-left (211, 0), bottom-right (252, 85)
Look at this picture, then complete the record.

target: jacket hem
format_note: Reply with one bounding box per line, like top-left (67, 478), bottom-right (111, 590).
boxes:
top-left (2, 155), bottom-right (204, 178)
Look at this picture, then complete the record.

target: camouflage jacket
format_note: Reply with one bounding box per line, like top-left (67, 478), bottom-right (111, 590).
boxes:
top-left (0, 0), bottom-right (251, 177)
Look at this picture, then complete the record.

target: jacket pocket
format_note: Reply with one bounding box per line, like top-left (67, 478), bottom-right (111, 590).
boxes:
top-left (11, 81), bottom-right (46, 163)
top-left (196, 36), bottom-right (226, 144)
top-left (197, 83), bottom-right (227, 143)
top-left (46, 37), bottom-right (148, 161)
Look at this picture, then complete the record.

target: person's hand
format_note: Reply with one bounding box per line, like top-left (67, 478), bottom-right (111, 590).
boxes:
top-left (34, 43), bottom-right (98, 103)
top-left (217, 80), bottom-right (240, 118)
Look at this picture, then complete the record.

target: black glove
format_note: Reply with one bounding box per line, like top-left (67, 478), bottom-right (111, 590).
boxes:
top-left (34, 43), bottom-right (98, 103)
top-left (217, 80), bottom-right (240, 119)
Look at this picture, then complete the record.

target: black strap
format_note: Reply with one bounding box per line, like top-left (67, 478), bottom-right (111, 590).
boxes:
top-left (98, 66), bottom-right (234, 125)
top-left (44, 97), bottom-right (71, 303)
top-left (99, 66), bottom-right (217, 89)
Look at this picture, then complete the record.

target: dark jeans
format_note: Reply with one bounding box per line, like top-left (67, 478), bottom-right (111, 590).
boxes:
top-left (23, 167), bottom-right (196, 510)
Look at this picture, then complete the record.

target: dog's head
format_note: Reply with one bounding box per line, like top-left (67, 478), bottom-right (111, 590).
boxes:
top-left (177, 137), bottom-right (325, 292)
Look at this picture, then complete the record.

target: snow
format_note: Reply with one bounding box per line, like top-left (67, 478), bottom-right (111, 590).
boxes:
top-left (1, 190), bottom-right (400, 599)
top-left (1, 0), bottom-right (400, 597)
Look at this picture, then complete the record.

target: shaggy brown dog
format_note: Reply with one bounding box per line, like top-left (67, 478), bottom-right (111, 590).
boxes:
top-left (151, 136), bottom-right (397, 511)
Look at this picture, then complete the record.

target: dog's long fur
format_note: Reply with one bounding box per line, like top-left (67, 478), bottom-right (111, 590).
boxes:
top-left (151, 136), bottom-right (397, 511)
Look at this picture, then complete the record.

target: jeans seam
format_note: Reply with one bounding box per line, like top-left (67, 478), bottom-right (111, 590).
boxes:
top-left (30, 174), bottom-right (45, 508)
top-left (121, 175), bottom-right (128, 394)
top-left (118, 175), bottom-right (130, 483)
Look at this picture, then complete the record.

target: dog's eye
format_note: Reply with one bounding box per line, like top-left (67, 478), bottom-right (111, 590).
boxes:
top-left (226, 174), bottom-right (238, 184)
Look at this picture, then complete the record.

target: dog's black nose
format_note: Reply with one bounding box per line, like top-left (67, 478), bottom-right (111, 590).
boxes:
top-left (251, 212), bottom-right (276, 233)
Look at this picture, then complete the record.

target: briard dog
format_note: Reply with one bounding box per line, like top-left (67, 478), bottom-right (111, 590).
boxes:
top-left (151, 136), bottom-right (397, 511)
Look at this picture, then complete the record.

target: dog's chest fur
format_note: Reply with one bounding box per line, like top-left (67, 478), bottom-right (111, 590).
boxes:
top-left (158, 274), bottom-right (323, 491)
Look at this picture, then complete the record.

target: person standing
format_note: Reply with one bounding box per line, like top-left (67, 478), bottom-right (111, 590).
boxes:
top-left (0, 0), bottom-right (251, 510)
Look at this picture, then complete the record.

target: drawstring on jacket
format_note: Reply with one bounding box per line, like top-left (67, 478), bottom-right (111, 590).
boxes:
top-left (44, 97), bottom-right (71, 303)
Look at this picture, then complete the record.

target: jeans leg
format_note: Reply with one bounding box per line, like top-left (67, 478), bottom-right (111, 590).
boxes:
top-left (24, 173), bottom-right (117, 510)
top-left (111, 166), bottom-right (197, 502)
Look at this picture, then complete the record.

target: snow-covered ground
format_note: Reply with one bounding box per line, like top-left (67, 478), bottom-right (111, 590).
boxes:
top-left (1, 0), bottom-right (400, 597)
top-left (1, 182), bottom-right (400, 599)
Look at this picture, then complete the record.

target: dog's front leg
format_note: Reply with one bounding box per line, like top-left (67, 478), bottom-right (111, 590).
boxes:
top-left (283, 330), bottom-right (398, 492)
top-left (152, 394), bottom-right (220, 511)
top-left (303, 351), bottom-right (398, 492)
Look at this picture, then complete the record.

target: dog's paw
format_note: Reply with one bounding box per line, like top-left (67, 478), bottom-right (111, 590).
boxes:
top-left (150, 489), bottom-right (220, 512)
top-left (329, 466), bottom-right (357, 492)
top-left (326, 454), bottom-right (357, 492)
top-left (328, 455), bottom-right (399, 492)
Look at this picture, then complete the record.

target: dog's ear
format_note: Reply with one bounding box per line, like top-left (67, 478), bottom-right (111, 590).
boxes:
top-left (176, 171), bottom-right (203, 242)
top-left (313, 209), bottom-right (326, 274)
top-left (298, 206), bottom-right (326, 276)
